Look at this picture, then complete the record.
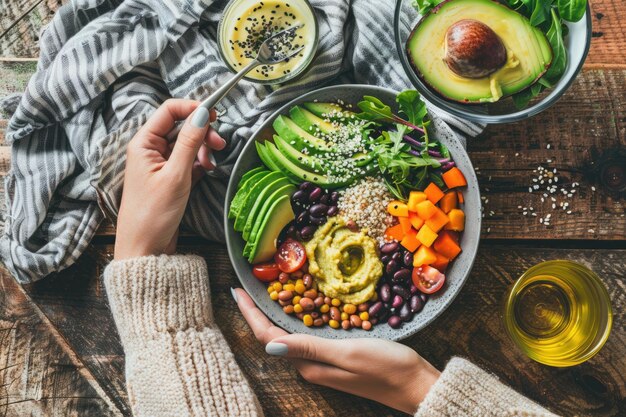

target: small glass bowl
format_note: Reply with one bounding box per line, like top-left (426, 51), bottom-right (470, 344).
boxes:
top-left (393, 0), bottom-right (592, 124)
top-left (218, 0), bottom-right (319, 85)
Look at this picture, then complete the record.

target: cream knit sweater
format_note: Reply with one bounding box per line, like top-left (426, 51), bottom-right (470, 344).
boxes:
top-left (103, 254), bottom-right (558, 417)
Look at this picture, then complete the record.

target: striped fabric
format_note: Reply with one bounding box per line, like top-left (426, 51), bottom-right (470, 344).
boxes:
top-left (0, 0), bottom-right (483, 283)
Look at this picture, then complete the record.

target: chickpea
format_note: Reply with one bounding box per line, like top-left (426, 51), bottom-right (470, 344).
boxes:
top-left (303, 314), bottom-right (313, 327)
top-left (340, 312), bottom-right (349, 321)
top-left (272, 282), bottom-right (283, 292)
top-left (267, 286), bottom-right (274, 294)
top-left (283, 284), bottom-right (295, 292)
top-left (269, 291), bottom-right (279, 301)
top-left (295, 281), bottom-right (306, 295)
top-left (331, 298), bottom-right (341, 307)
top-left (293, 304), bottom-right (303, 314)
top-left (343, 304), bottom-right (357, 315)
top-left (359, 312), bottom-right (369, 321)
top-left (329, 319), bottom-right (340, 329)
top-left (319, 304), bottom-right (330, 313)
top-left (292, 295), bottom-right (302, 305)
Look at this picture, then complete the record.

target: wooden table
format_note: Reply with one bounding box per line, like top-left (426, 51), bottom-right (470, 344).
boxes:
top-left (1, 1), bottom-right (625, 416)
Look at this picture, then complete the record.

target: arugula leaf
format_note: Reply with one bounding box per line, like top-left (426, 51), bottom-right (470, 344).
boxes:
top-left (412, 0), bottom-right (444, 15)
top-left (357, 96), bottom-right (394, 122)
top-left (397, 90), bottom-right (428, 127)
top-left (542, 8), bottom-right (568, 86)
top-left (557, 0), bottom-right (587, 22)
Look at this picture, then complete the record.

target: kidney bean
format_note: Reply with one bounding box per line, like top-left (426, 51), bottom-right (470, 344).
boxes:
top-left (292, 189), bottom-right (307, 203)
top-left (313, 318), bottom-right (324, 326)
top-left (322, 313), bottom-right (330, 323)
top-left (330, 191), bottom-right (339, 203)
top-left (362, 320), bottom-right (372, 331)
top-left (278, 272), bottom-right (290, 284)
top-left (299, 181), bottom-right (312, 191)
top-left (310, 215), bottom-right (327, 225)
top-left (410, 284), bottom-right (419, 294)
top-left (308, 186), bottom-right (322, 202)
top-left (403, 251), bottom-right (414, 267)
top-left (300, 226), bottom-right (315, 240)
top-left (369, 317), bottom-right (378, 325)
top-left (410, 294), bottom-right (424, 313)
top-left (392, 252), bottom-right (402, 261)
top-left (309, 204), bottom-right (329, 217)
top-left (392, 285), bottom-right (411, 300)
top-left (326, 206), bottom-right (339, 217)
top-left (324, 296), bottom-right (332, 305)
top-left (341, 320), bottom-right (351, 330)
top-left (393, 269), bottom-right (411, 283)
top-left (320, 194), bottom-right (330, 205)
top-left (379, 283), bottom-right (391, 302)
top-left (296, 211), bottom-right (310, 226)
top-left (283, 305), bottom-right (294, 314)
top-left (302, 290), bottom-right (316, 300)
top-left (330, 306), bottom-right (341, 321)
top-left (314, 296), bottom-right (324, 307)
top-left (350, 314), bottom-right (362, 328)
top-left (385, 260), bottom-right (399, 275)
top-left (388, 315), bottom-right (402, 329)
top-left (278, 290), bottom-right (294, 301)
top-left (278, 299), bottom-right (290, 307)
top-left (303, 274), bottom-right (313, 288)
top-left (380, 242), bottom-right (399, 254)
top-left (399, 303), bottom-right (412, 321)
top-left (392, 295), bottom-right (404, 309)
top-left (358, 302), bottom-right (370, 312)
top-left (310, 311), bottom-right (320, 319)
top-left (291, 270), bottom-right (303, 279)
top-left (420, 293), bottom-right (429, 303)
top-left (299, 298), bottom-right (315, 311)
top-left (346, 220), bottom-right (358, 231)
top-left (380, 254), bottom-right (391, 264)
top-left (368, 301), bottom-right (384, 317)
top-left (296, 313), bottom-right (304, 320)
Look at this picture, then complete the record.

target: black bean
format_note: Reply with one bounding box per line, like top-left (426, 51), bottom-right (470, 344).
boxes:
top-left (399, 303), bottom-right (412, 321)
top-left (410, 294), bottom-right (424, 313)
top-left (392, 284), bottom-right (411, 300)
top-left (368, 301), bottom-right (384, 317)
top-left (310, 215), bottom-right (327, 225)
top-left (292, 189), bottom-right (307, 202)
top-left (380, 242), bottom-right (399, 254)
top-left (410, 284), bottom-right (419, 294)
top-left (385, 259), bottom-right (399, 275)
top-left (391, 251), bottom-right (402, 261)
top-left (420, 293), bottom-right (429, 303)
top-left (380, 254), bottom-right (391, 264)
top-left (308, 187), bottom-right (322, 202)
top-left (330, 191), bottom-right (339, 203)
top-left (309, 204), bottom-right (329, 217)
top-left (403, 251), bottom-right (414, 267)
top-left (379, 283), bottom-right (391, 302)
top-left (388, 315), bottom-right (402, 329)
top-left (300, 226), bottom-right (315, 240)
top-left (320, 194), bottom-right (330, 204)
top-left (299, 181), bottom-right (312, 191)
top-left (296, 211), bottom-right (309, 226)
top-left (391, 294), bottom-right (404, 308)
top-left (393, 268), bottom-right (411, 283)
top-left (326, 206), bottom-right (339, 217)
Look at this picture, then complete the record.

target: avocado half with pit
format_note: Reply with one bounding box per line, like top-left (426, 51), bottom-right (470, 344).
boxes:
top-left (407, 0), bottom-right (553, 103)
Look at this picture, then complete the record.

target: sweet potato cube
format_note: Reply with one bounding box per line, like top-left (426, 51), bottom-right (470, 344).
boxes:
top-left (442, 167), bottom-right (467, 188)
top-left (445, 209), bottom-right (465, 231)
top-left (384, 224), bottom-right (404, 242)
top-left (409, 211), bottom-right (424, 230)
top-left (425, 208), bottom-right (449, 232)
top-left (401, 228), bottom-right (420, 252)
top-left (424, 182), bottom-right (445, 204)
top-left (416, 224), bottom-right (438, 247)
top-left (415, 200), bottom-right (437, 220)
top-left (407, 191), bottom-right (428, 211)
top-left (431, 252), bottom-right (450, 272)
top-left (413, 245), bottom-right (437, 267)
top-left (439, 191), bottom-right (458, 214)
top-left (388, 200), bottom-right (409, 217)
top-left (398, 216), bottom-right (412, 234)
top-left (457, 190), bottom-right (464, 204)
top-left (434, 231), bottom-right (462, 260)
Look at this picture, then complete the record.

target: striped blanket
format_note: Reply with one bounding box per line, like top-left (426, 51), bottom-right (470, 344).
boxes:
top-left (0, 0), bottom-right (482, 283)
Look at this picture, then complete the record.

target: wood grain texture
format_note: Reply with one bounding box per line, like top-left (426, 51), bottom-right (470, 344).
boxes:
top-left (19, 243), bottom-right (626, 417)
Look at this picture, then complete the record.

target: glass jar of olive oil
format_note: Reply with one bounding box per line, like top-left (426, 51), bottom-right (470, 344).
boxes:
top-left (503, 260), bottom-right (612, 367)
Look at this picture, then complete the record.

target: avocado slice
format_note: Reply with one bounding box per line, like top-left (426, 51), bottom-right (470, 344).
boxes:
top-left (289, 106), bottom-right (337, 135)
top-left (245, 188), bottom-right (296, 263)
top-left (273, 115), bottom-right (330, 153)
top-left (242, 176), bottom-right (291, 240)
top-left (406, 0), bottom-right (552, 103)
top-left (303, 102), bottom-right (357, 121)
top-left (228, 170), bottom-right (271, 220)
top-left (234, 171), bottom-right (285, 232)
top-left (255, 141), bottom-right (282, 173)
top-left (256, 141), bottom-right (302, 184)
top-left (238, 166), bottom-right (265, 188)
top-left (274, 134), bottom-right (326, 172)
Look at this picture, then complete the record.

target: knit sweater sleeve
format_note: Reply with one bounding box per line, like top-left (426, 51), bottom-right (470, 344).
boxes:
top-left (415, 357), bottom-right (558, 417)
top-left (103, 254), bottom-right (264, 417)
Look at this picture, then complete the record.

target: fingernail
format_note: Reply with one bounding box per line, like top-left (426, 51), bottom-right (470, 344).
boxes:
top-left (266, 342), bottom-right (288, 356)
top-left (208, 152), bottom-right (217, 168)
top-left (230, 287), bottom-right (238, 303)
top-left (191, 107), bottom-right (210, 128)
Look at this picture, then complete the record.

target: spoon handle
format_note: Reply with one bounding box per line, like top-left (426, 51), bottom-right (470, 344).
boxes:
top-left (199, 59), bottom-right (260, 111)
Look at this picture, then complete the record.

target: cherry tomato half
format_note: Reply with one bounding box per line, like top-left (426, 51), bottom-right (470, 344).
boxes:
top-left (252, 263), bottom-right (281, 282)
top-left (274, 239), bottom-right (307, 273)
top-left (412, 265), bottom-right (446, 294)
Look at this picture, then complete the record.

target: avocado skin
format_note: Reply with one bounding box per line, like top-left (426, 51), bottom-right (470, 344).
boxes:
top-left (407, 0), bottom-right (553, 104)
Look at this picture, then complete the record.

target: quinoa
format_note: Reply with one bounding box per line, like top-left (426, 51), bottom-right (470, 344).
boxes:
top-left (337, 177), bottom-right (395, 244)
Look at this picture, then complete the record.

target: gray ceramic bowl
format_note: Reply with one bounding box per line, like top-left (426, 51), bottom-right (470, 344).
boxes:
top-left (225, 85), bottom-right (481, 341)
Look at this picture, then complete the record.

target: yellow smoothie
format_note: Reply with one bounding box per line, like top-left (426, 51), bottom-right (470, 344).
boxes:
top-left (220, 0), bottom-right (316, 81)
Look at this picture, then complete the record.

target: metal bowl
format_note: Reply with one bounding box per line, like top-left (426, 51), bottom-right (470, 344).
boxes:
top-left (224, 84), bottom-right (481, 341)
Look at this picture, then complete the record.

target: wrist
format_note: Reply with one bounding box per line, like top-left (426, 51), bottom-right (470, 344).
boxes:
top-left (403, 359), bottom-right (441, 414)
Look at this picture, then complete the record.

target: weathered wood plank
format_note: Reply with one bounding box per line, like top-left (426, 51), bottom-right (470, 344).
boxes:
top-left (19, 243), bottom-right (626, 417)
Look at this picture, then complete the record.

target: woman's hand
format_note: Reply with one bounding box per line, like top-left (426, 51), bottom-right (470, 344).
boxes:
top-left (114, 99), bottom-right (226, 260)
top-left (233, 288), bottom-right (440, 415)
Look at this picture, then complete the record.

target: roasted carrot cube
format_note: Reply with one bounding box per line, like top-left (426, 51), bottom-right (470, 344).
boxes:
top-left (415, 200), bottom-right (437, 220)
top-left (416, 224), bottom-right (438, 247)
top-left (407, 191), bottom-right (428, 211)
top-left (431, 252), bottom-right (450, 272)
top-left (439, 191), bottom-right (458, 214)
top-left (388, 200), bottom-right (409, 217)
top-left (442, 167), bottom-right (467, 188)
top-left (425, 208), bottom-right (449, 232)
top-left (401, 228), bottom-right (420, 252)
top-left (445, 209), bottom-right (465, 231)
top-left (398, 216), bottom-right (412, 234)
top-left (413, 245), bottom-right (437, 266)
top-left (434, 231), bottom-right (462, 260)
top-left (424, 182), bottom-right (445, 204)
top-left (409, 211), bottom-right (424, 230)
top-left (384, 224), bottom-right (404, 242)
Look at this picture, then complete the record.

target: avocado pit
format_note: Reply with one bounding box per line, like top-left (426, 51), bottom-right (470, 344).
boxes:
top-left (444, 19), bottom-right (507, 79)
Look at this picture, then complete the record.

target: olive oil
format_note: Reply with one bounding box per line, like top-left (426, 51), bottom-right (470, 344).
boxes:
top-left (503, 261), bottom-right (612, 367)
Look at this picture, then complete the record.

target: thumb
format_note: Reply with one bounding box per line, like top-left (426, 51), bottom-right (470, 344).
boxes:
top-left (167, 106), bottom-right (211, 171)
top-left (265, 334), bottom-right (347, 366)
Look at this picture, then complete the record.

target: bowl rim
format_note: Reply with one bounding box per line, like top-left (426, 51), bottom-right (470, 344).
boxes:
top-left (217, 0), bottom-right (320, 85)
top-left (393, 0), bottom-right (592, 124)
top-left (224, 84), bottom-right (482, 341)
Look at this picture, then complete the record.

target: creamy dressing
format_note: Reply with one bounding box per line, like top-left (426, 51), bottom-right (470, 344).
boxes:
top-left (220, 0), bottom-right (316, 81)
